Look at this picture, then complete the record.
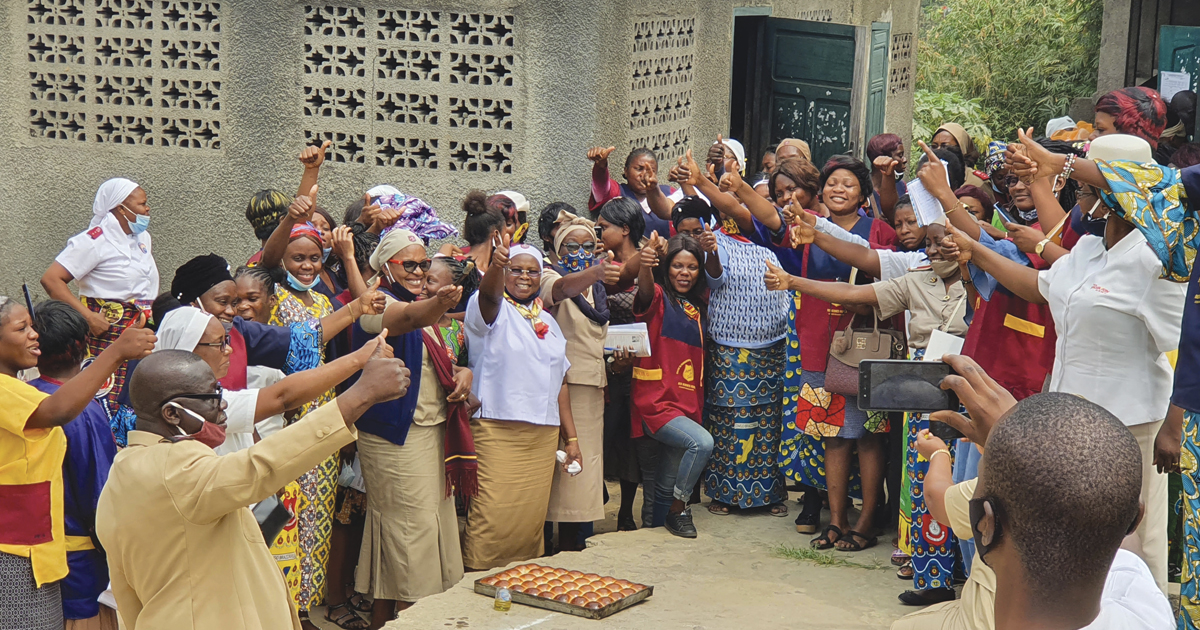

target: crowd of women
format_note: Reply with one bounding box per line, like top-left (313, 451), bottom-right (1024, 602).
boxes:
top-left (4, 81), bottom-right (1200, 630)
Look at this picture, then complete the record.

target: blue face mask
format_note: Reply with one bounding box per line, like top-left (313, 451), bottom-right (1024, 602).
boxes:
top-left (561, 250), bottom-right (596, 273)
top-left (122, 206), bottom-right (150, 234)
top-left (1080, 199), bottom-right (1108, 237)
top-left (322, 247), bottom-right (333, 261)
top-left (286, 270), bottom-right (319, 292)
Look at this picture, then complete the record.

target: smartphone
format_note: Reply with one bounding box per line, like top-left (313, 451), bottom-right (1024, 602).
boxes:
top-left (858, 359), bottom-right (960, 414)
top-left (594, 225), bottom-right (604, 242)
top-left (992, 204), bottom-right (1016, 225)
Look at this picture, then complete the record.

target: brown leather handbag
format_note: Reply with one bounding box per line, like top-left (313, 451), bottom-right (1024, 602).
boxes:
top-left (824, 311), bottom-right (906, 396)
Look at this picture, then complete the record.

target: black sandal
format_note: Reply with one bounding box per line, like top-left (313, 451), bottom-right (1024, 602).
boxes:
top-left (325, 603), bottom-right (369, 630)
top-left (810, 524), bottom-right (843, 550)
top-left (835, 530), bottom-right (878, 552)
top-left (346, 590), bottom-right (371, 613)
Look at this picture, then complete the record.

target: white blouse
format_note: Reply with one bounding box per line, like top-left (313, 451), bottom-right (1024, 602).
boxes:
top-left (465, 292), bottom-right (570, 426)
top-left (1038, 232), bottom-right (1186, 426)
top-left (55, 212), bottom-right (159, 302)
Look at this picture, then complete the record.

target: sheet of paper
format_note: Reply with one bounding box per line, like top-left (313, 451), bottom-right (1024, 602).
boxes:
top-left (906, 159), bottom-right (951, 227)
top-left (98, 583), bottom-right (117, 610)
top-left (923, 329), bottom-right (965, 362)
top-left (605, 322), bottom-right (652, 357)
top-left (1160, 71), bottom-right (1192, 104)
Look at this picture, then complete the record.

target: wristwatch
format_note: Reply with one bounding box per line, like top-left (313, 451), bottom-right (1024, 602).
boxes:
top-left (1034, 238), bottom-right (1051, 256)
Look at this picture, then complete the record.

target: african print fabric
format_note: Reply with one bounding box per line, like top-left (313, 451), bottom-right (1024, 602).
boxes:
top-left (779, 293), bottom-right (868, 496)
top-left (703, 341), bottom-right (787, 508)
top-left (81, 296), bottom-right (148, 424)
top-left (269, 288), bottom-right (339, 613)
top-left (1096, 160), bottom-right (1195, 282)
top-left (0, 552), bottom-right (63, 630)
top-left (900, 348), bottom-right (960, 591)
top-left (1180, 410), bottom-right (1200, 628)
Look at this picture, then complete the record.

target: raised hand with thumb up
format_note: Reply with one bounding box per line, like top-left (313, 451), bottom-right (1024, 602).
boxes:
top-left (640, 231), bottom-right (663, 268)
top-left (356, 277), bottom-right (387, 316)
top-left (698, 222), bottom-right (718, 254)
top-left (111, 312), bottom-right (157, 360)
top-left (763, 259), bottom-right (793, 292)
top-left (596, 251), bottom-right (621, 285)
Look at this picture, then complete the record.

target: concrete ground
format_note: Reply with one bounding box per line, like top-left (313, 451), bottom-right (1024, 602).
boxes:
top-left (313, 481), bottom-right (914, 630)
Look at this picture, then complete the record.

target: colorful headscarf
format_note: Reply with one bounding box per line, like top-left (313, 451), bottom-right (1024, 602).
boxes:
top-left (289, 222), bottom-right (323, 247)
top-left (245, 189), bottom-right (291, 241)
top-left (551, 210), bottom-right (595, 253)
top-left (1097, 160), bottom-right (1196, 281)
top-left (984, 141), bottom-right (1009, 179)
top-left (376, 193), bottom-right (458, 245)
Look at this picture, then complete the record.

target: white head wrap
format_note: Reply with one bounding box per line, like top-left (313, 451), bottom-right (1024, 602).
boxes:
top-left (369, 228), bottom-right (423, 272)
top-left (91, 177), bottom-right (140, 228)
top-left (1087, 134), bottom-right (1155, 164)
top-left (154, 306), bottom-right (214, 353)
top-left (718, 139), bottom-right (747, 175)
top-left (507, 244), bottom-right (544, 270)
top-left (494, 191), bottom-right (530, 216)
top-left (366, 184), bottom-right (402, 199)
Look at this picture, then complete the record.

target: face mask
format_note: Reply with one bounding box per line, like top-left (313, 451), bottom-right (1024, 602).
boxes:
top-left (931, 260), bottom-right (959, 278)
top-left (285, 270), bottom-right (319, 292)
top-left (322, 247), bottom-right (333, 261)
top-left (384, 268), bottom-right (419, 303)
top-left (1080, 198), bottom-right (1108, 237)
top-left (121, 205), bottom-right (150, 234)
top-left (969, 497), bottom-right (1003, 566)
top-left (167, 402), bottom-right (227, 450)
top-left (560, 250), bottom-right (596, 273)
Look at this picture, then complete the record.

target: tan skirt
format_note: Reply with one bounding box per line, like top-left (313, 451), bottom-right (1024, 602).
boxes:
top-left (354, 427), bottom-right (464, 602)
top-left (65, 608), bottom-right (119, 630)
top-left (461, 418), bottom-right (559, 571)
top-left (546, 384), bottom-right (606, 522)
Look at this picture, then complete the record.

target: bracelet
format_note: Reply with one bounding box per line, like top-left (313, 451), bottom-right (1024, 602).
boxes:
top-left (349, 301), bottom-right (361, 319)
top-left (1061, 153), bottom-right (1077, 180)
top-left (566, 437), bottom-right (579, 443)
top-left (945, 203), bottom-right (960, 215)
top-left (927, 449), bottom-right (951, 464)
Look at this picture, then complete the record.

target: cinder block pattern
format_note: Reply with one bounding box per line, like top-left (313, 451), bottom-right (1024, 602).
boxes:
top-left (301, 4), bottom-right (519, 173)
top-left (24, 0), bottom-right (224, 149)
top-left (628, 16), bottom-right (694, 156)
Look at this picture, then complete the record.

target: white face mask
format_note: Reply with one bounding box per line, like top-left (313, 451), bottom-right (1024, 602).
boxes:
top-left (930, 260), bottom-right (960, 278)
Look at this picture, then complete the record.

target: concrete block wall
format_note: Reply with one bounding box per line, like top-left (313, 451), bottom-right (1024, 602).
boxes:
top-left (2, 0), bottom-right (916, 299)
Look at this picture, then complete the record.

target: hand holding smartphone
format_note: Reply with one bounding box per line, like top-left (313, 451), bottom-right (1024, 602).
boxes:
top-left (858, 359), bottom-right (965, 440)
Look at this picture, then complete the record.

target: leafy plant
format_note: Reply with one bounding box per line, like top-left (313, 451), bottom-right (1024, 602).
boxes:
top-left (912, 89), bottom-right (993, 156)
top-left (916, 0), bottom-right (1102, 142)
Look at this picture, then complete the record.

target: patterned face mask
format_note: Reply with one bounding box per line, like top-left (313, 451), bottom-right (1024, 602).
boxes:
top-left (560, 250), bottom-right (596, 273)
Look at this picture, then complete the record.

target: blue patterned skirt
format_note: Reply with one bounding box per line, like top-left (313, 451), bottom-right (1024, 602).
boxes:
top-left (703, 341), bottom-right (787, 508)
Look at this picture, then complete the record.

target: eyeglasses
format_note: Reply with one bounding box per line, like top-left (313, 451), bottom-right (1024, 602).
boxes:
top-left (389, 258), bottom-right (432, 273)
top-left (506, 268), bottom-right (542, 277)
top-left (195, 334), bottom-right (231, 352)
top-left (1003, 175), bottom-right (1022, 188)
top-left (168, 382), bottom-right (225, 403)
top-left (677, 228), bottom-right (704, 238)
top-left (561, 242), bottom-right (597, 254)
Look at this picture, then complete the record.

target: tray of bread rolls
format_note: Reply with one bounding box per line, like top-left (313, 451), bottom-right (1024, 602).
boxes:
top-left (474, 563), bottom-right (653, 619)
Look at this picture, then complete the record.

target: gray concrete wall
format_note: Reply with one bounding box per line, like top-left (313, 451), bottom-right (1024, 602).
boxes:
top-left (3, 0), bottom-right (915, 300)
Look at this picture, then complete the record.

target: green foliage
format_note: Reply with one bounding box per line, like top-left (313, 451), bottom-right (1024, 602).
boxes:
top-left (912, 90), bottom-right (993, 156)
top-left (773, 545), bottom-right (886, 570)
top-left (916, 0), bottom-right (1103, 143)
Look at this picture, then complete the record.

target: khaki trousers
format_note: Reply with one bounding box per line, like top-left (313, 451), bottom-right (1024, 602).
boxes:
top-left (1129, 420), bottom-right (1168, 594)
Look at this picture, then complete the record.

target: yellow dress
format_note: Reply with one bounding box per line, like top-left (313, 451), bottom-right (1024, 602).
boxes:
top-left (268, 287), bottom-right (338, 614)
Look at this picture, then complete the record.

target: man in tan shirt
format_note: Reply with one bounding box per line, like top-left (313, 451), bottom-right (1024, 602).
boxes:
top-left (96, 342), bottom-right (408, 630)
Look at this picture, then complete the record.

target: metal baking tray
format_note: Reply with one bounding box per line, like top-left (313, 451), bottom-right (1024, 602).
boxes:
top-left (473, 565), bottom-right (653, 620)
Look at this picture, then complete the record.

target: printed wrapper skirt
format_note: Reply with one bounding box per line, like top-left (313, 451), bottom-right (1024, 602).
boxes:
top-left (462, 418), bottom-right (559, 571)
top-left (1180, 410), bottom-right (1200, 628)
top-left (0, 552), bottom-right (63, 630)
top-left (355, 427), bottom-right (463, 602)
top-left (703, 341), bottom-right (787, 508)
top-left (81, 296), bottom-right (149, 427)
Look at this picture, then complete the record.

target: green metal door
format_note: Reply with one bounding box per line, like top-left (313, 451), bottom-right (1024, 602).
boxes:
top-left (1160, 25), bottom-right (1200, 95)
top-left (766, 19), bottom-right (856, 167)
top-left (865, 22), bottom-right (890, 142)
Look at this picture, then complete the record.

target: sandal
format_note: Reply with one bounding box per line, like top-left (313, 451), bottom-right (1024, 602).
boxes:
top-left (891, 548), bottom-right (910, 567)
top-left (835, 530), bottom-right (878, 552)
top-left (346, 590), bottom-right (371, 613)
top-left (324, 603), bottom-right (368, 630)
top-left (707, 502), bottom-right (732, 516)
top-left (810, 525), bottom-right (843, 550)
top-left (897, 561), bottom-right (914, 580)
top-left (769, 503), bottom-right (789, 517)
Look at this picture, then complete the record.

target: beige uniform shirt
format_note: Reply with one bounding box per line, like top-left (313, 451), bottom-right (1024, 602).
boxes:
top-left (412, 327), bottom-right (450, 426)
top-left (96, 402), bottom-right (357, 630)
top-left (872, 268), bottom-right (969, 350)
top-left (541, 269), bottom-right (607, 388)
top-left (945, 478), bottom-right (995, 630)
